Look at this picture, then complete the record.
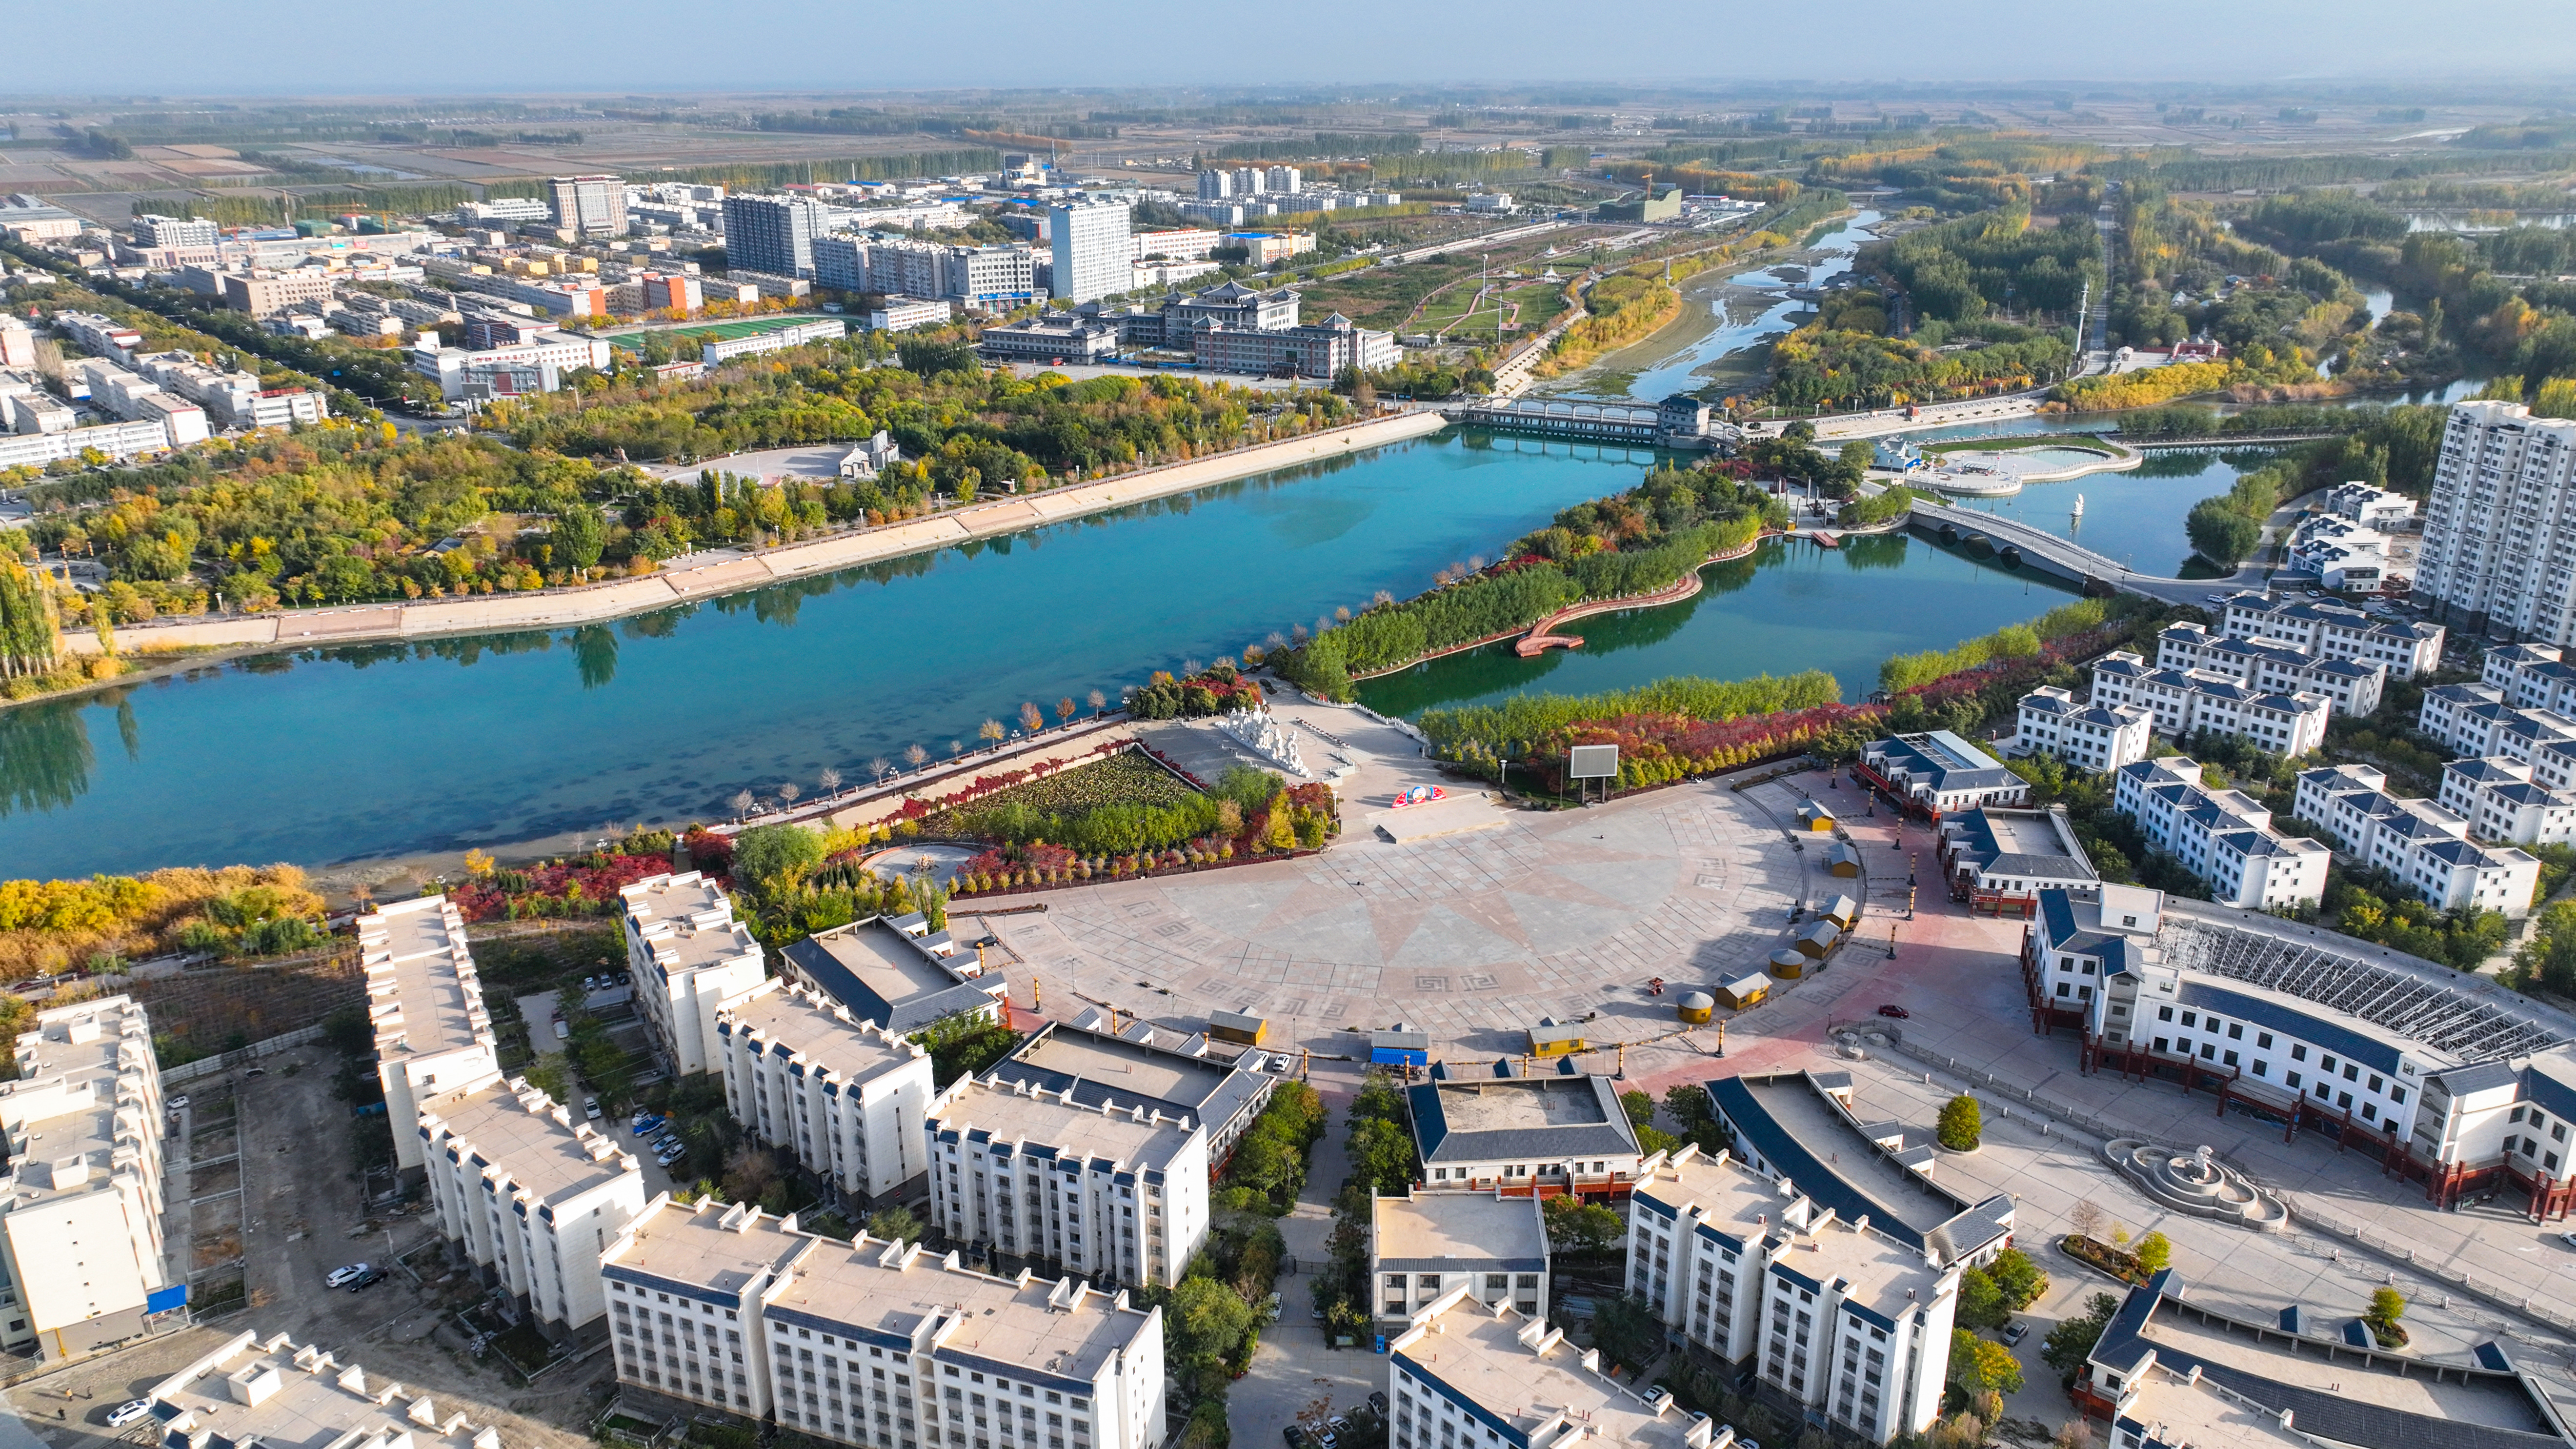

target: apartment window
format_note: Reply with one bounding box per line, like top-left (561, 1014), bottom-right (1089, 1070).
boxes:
top-left (2291, 1045), bottom-right (2308, 1062)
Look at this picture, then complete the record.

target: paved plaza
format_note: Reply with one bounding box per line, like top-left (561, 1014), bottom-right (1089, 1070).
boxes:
top-left (962, 704), bottom-right (2576, 1425)
top-left (983, 706), bottom-right (1909, 1061)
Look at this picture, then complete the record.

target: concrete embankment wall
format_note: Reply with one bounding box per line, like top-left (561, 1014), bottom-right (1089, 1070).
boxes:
top-left (63, 410), bottom-right (1451, 657)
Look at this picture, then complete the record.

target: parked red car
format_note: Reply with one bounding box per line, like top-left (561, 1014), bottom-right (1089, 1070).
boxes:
top-left (1875, 1004), bottom-right (1910, 1019)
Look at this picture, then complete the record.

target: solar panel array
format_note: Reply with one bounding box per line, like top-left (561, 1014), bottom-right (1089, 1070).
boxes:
top-left (2161, 920), bottom-right (2566, 1063)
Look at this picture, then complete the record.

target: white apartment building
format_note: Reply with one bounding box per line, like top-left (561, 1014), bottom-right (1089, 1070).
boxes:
top-left (66, 357), bottom-right (210, 447)
top-left (548, 175), bottom-right (627, 236)
top-left (1389, 1289), bottom-right (1728, 1449)
top-left (131, 350), bottom-right (322, 429)
top-left (925, 1078), bottom-right (1209, 1289)
top-left (1050, 199), bottom-right (1133, 304)
top-left (51, 311), bottom-right (142, 362)
top-left (2418, 682), bottom-right (2576, 763)
top-left (2089, 653), bottom-right (2331, 758)
top-left (2440, 757), bottom-right (2576, 847)
top-left (2155, 622), bottom-right (2386, 717)
top-left (0, 997), bottom-right (169, 1359)
top-left (410, 330), bottom-right (614, 402)
top-left (865, 297), bottom-right (953, 333)
top-left (0, 417), bottom-right (177, 470)
top-left (2294, 764), bottom-right (2543, 916)
top-left (2327, 481), bottom-right (2419, 529)
top-left (765, 1230), bottom-right (1166, 1449)
top-left (2416, 400), bottom-right (2576, 643)
top-left (360, 895), bottom-right (499, 1175)
top-left (2112, 756), bottom-right (2330, 909)
top-left (2483, 642), bottom-right (2576, 716)
top-left (1131, 227), bottom-right (1224, 262)
top-left (715, 979), bottom-right (938, 1204)
top-left (604, 1196), bottom-right (804, 1419)
top-left (2217, 590), bottom-right (2446, 680)
top-left (150, 1329), bottom-right (507, 1449)
top-left (417, 1074), bottom-right (646, 1341)
top-left (604, 1196), bottom-right (1168, 1449)
top-left (2007, 686), bottom-right (2153, 772)
top-left (1622, 1145), bottom-right (1958, 1445)
top-left (619, 872), bottom-right (770, 1076)
top-left (2287, 513), bottom-right (2409, 594)
top-left (1371, 1189), bottom-right (1548, 1320)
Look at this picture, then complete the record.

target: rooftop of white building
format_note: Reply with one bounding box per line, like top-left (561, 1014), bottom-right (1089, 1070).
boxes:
top-left (716, 980), bottom-right (926, 1088)
top-left (1373, 1190), bottom-right (1548, 1272)
top-left (419, 1076), bottom-right (639, 1204)
top-left (770, 1232), bottom-right (1156, 1389)
top-left (1392, 1292), bottom-right (1715, 1449)
top-left (929, 1078), bottom-right (1200, 1170)
top-left (601, 1195), bottom-right (808, 1306)
top-left (0, 996), bottom-right (156, 1208)
top-left (152, 1328), bottom-right (502, 1449)
top-left (358, 895), bottom-right (493, 1063)
top-left (619, 873), bottom-right (760, 973)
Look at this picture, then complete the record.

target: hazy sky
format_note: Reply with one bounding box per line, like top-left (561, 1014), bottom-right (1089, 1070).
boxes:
top-left (16, 0), bottom-right (2576, 95)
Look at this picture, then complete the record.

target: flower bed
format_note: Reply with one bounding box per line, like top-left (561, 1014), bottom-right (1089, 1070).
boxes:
top-left (917, 751), bottom-right (1197, 835)
top-left (2057, 1233), bottom-right (2149, 1286)
top-left (451, 852), bottom-right (675, 922)
top-left (950, 780), bottom-right (1340, 898)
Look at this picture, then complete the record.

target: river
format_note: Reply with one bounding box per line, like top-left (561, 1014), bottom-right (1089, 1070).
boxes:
top-left (0, 428), bottom-right (2083, 880)
top-left (1586, 211), bottom-right (1881, 402)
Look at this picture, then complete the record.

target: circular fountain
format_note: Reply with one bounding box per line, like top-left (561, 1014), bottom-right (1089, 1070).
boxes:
top-left (2103, 1140), bottom-right (2290, 1232)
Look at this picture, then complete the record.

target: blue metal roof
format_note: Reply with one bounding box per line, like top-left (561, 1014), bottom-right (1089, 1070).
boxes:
top-left (2175, 981), bottom-right (2403, 1075)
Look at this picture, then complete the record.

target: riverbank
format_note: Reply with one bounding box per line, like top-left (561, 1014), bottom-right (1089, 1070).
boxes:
top-left (46, 408), bottom-right (1450, 663)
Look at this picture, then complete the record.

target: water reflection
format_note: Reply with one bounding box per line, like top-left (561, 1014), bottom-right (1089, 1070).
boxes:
top-left (0, 698), bottom-right (93, 818)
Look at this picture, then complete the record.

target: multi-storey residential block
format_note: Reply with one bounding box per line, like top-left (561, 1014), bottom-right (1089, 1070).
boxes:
top-left (149, 1329), bottom-right (508, 1449)
top-left (987, 1011), bottom-right (1279, 1164)
top-left (724, 195), bottom-right (833, 281)
top-left (1857, 731), bottom-right (2030, 813)
top-left (2326, 481), bottom-right (2418, 529)
top-left (1049, 199), bottom-right (1133, 304)
top-left (548, 175), bottom-right (627, 236)
top-left (2217, 590), bottom-right (2445, 680)
top-left (0, 997), bottom-right (169, 1359)
top-left (417, 1074), bottom-right (646, 1342)
top-left (602, 1195), bottom-right (805, 1418)
top-left (131, 350), bottom-right (321, 429)
top-left (925, 1078), bottom-right (1209, 1289)
top-left (410, 329), bottom-right (614, 402)
top-left (2419, 681), bottom-right (2576, 763)
top-left (1193, 313), bottom-right (1397, 380)
top-left (767, 1228), bottom-right (1167, 1449)
top-left (132, 213), bottom-right (219, 250)
top-left (2483, 642), bottom-right (2576, 716)
top-left (65, 357), bottom-right (210, 447)
top-left (2089, 653), bottom-right (2331, 757)
top-left (2294, 764), bottom-right (2542, 915)
top-left (1935, 805), bottom-right (2098, 913)
top-left (2036, 885), bottom-right (2576, 1214)
top-left (2006, 686), bottom-right (2153, 772)
top-left (1406, 1071), bottom-right (1643, 1197)
top-left (1371, 1189), bottom-right (1548, 1320)
top-left (1389, 1288), bottom-right (1728, 1449)
top-left (2111, 757), bottom-right (2330, 909)
top-left (2155, 622), bottom-right (2385, 717)
top-left (2440, 757), bottom-right (2576, 846)
top-left (2415, 400), bottom-right (2576, 642)
top-left (605, 1195), bottom-right (1168, 1449)
top-left (360, 895), bottom-right (498, 1175)
top-left (218, 268), bottom-right (338, 317)
top-left (715, 979), bottom-right (939, 1204)
top-left (49, 311), bottom-right (141, 362)
top-left (1619, 1143), bottom-right (1960, 1444)
top-left (619, 872), bottom-right (768, 1076)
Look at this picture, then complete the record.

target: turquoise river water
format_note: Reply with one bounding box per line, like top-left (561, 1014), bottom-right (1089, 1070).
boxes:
top-left (2, 428), bottom-right (2086, 878)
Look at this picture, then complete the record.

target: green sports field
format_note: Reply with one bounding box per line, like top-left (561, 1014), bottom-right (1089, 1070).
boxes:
top-left (601, 315), bottom-right (834, 343)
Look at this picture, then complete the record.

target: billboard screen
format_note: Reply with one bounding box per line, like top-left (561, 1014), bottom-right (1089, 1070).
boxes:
top-left (1568, 744), bottom-right (1619, 780)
